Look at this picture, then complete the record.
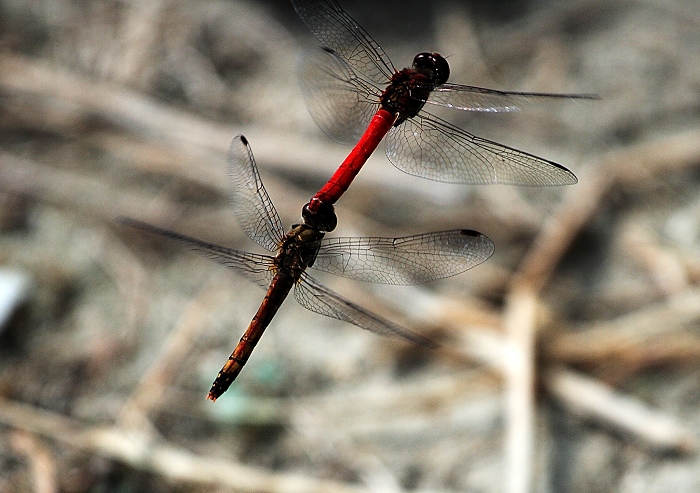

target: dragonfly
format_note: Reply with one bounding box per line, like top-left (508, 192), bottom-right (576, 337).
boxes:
top-left (291, 0), bottom-right (596, 214)
top-left (121, 135), bottom-right (495, 401)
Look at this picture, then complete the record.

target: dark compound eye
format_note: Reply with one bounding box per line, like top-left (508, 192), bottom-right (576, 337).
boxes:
top-left (412, 52), bottom-right (450, 86)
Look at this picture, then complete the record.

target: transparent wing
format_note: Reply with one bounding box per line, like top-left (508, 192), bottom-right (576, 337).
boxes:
top-left (299, 48), bottom-right (382, 145)
top-left (421, 83), bottom-right (598, 112)
top-left (313, 230), bottom-right (494, 284)
top-left (385, 113), bottom-right (578, 186)
top-left (291, 0), bottom-right (395, 85)
top-left (119, 218), bottom-right (275, 289)
top-left (294, 272), bottom-right (437, 348)
top-left (228, 135), bottom-right (284, 252)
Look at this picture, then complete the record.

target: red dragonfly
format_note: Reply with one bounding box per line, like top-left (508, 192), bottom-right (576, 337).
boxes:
top-left (292, 0), bottom-right (595, 213)
top-left (122, 135), bottom-right (494, 401)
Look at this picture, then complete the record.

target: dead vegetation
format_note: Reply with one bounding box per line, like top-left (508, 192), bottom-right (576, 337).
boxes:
top-left (1, 0), bottom-right (700, 492)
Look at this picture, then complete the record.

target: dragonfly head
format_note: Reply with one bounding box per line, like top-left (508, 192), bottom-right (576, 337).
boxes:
top-left (412, 52), bottom-right (450, 86)
top-left (302, 200), bottom-right (337, 232)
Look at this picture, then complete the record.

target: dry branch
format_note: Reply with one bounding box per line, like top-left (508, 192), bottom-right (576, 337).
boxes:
top-left (546, 288), bottom-right (700, 366)
top-left (501, 114), bottom-right (700, 492)
top-left (545, 367), bottom-right (697, 453)
top-left (10, 431), bottom-right (58, 493)
top-left (0, 52), bottom-right (403, 194)
top-left (0, 397), bottom-right (450, 493)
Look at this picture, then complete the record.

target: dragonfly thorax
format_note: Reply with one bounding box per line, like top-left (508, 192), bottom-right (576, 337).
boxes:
top-left (277, 224), bottom-right (324, 274)
top-left (382, 69), bottom-right (432, 125)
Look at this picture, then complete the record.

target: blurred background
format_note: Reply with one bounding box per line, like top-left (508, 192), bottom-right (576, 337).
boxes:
top-left (1, 0), bottom-right (699, 492)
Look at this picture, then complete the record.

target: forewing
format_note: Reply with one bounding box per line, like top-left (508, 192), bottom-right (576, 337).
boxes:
top-left (422, 83), bottom-right (598, 112)
top-left (291, 0), bottom-right (395, 85)
top-left (385, 113), bottom-right (578, 186)
top-left (228, 135), bottom-right (284, 252)
top-left (299, 48), bottom-right (381, 145)
top-left (314, 230), bottom-right (494, 284)
top-left (294, 272), bottom-right (437, 348)
top-left (119, 218), bottom-right (275, 289)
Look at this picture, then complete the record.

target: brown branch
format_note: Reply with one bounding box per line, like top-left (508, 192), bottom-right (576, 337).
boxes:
top-left (514, 127), bottom-right (700, 294)
top-left (0, 397), bottom-right (450, 493)
top-left (502, 121), bottom-right (700, 493)
top-left (545, 288), bottom-right (700, 367)
top-left (544, 367), bottom-right (697, 453)
top-left (118, 272), bottom-right (231, 431)
top-left (0, 52), bottom-right (395, 193)
top-left (502, 286), bottom-right (538, 493)
top-left (10, 431), bottom-right (58, 493)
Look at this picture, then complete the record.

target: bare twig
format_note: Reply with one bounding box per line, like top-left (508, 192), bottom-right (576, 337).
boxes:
top-left (545, 288), bottom-right (700, 368)
top-left (0, 397), bottom-right (450, 493)
top-left (10, 431), bottom-right (58, 493)
top-left (500, 121), bottom-right (700, 493)
top-left (502, 286), bottom-right (538, 493)
top-left (0, 52), bottom-right (392, 192)
top-left (516, 128), bottom-right (700, 293)
top-left (118, 271), bottom-right (231, 432)
top-left (544, 367), bottom-right (697, 453)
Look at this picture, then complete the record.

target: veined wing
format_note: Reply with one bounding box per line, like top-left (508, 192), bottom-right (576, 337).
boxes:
top-left (294, 272), bottom-right (437, 348)
top-left (421, 83), bottom-right (598, 112)
top-left (119, 218), bottom-right (275, 289)
top-left (299, 47), bottom-right (382, 145)
top-left (385, 112), bottom-right (578, 186)
top-left (313, 230), bottom-right (494, 284)
top-left (291, 0), bottom-right (395, 85)
top-left (228, 135), bottom-right (284, 252)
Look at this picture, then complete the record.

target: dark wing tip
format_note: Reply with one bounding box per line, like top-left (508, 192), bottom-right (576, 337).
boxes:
top-left (574, 93), bottom-right (601, 100)
top-left (238, 135), bottom-right (249, 145)
top-left (561, 168), bottom-right (578, 185)
top-left (458, 229), bottom-right (496, 258)
top-left (545, 159), bottom-right (578, 186)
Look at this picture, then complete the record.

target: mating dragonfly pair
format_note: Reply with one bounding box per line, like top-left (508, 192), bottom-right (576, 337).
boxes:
top-left (123, 0), bottom-right (593, 401)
